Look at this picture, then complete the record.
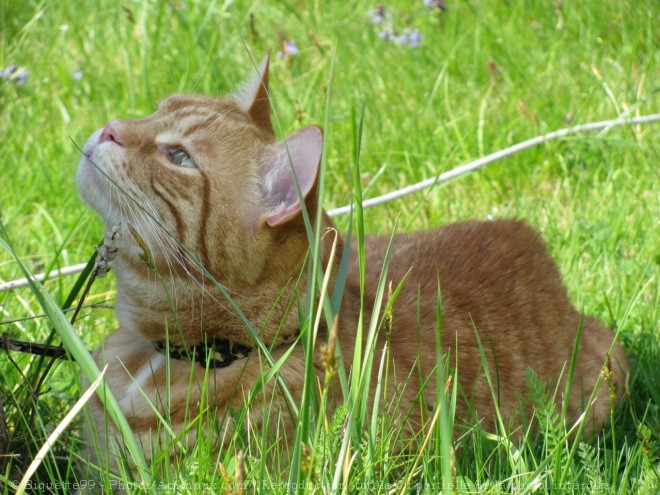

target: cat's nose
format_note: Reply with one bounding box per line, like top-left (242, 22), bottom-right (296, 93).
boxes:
top-left (99, 121), bottom-right (123, 145)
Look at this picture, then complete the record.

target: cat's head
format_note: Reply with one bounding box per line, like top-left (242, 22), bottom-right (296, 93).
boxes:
top-left (77, 55), bottom-right (336, 345)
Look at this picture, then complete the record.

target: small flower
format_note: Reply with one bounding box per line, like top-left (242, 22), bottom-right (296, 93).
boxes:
top-left (378, 26), bottom-right (396, 42)
top-left (369, 4), bottom-right (422, 48)
top-left (408, 29), bottom-right (424, 47)
top-left (0, 64), bottom-right (17, 78)
top-left (424, 0), bottom-right (448, 10)
top-left (15, 70), bottom-right (28, 86)
top-left (395, 28), bottom-right (411, 45)
top-left (1, 66), bottom-right (28, 86)
top-left (72, 61), bottom-right (83, 81)
top-left (395, 28), bottom-right (423, 48)
top-left (285, 40), bottom-right (299, 55)
top-left (277, 39), bottom-right (299, 59)
top-left (368, 4), bottom-right (392, 24)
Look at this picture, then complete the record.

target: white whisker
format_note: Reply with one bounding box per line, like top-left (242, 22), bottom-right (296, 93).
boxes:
top-left (120, 181), bottom-right (237, 318)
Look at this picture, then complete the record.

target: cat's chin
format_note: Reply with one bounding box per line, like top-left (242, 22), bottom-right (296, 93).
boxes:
top-left (76, 163), bottom-right (109, 220)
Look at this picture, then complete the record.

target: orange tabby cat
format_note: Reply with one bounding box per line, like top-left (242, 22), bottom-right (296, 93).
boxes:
top-left (77, 55), bottom-right (628, 481)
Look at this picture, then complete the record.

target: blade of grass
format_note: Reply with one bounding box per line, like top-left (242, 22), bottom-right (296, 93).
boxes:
top-left (435, 271), bottom-right (455, 495)
top-left (0, 220), bottom-right (155, 492)
top-left (14, 365), bottom-right (107, 495)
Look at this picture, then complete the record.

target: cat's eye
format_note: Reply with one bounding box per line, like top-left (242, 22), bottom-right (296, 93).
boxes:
top-left (169, 149), bottom-right (196, 169)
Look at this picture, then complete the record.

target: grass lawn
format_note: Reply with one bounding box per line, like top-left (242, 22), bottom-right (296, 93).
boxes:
top-left (1, 0), bottom-right (659, 493)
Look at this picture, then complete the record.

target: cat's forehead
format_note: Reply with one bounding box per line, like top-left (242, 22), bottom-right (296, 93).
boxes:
top-left (155, 94), bottom-right (250, 126)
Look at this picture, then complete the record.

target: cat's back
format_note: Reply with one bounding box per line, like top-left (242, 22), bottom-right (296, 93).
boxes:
top-left (355, 219), bottom-right (567, 308)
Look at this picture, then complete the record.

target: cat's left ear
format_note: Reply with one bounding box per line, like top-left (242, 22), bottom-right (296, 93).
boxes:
top-left (236, 54), bottom-right (274, 136)
top-left (261, 126), bottom-right (323, 227)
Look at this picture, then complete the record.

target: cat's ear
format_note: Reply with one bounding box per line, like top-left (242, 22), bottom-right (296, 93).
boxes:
top-left (236, 54), bottom-right (274, 136)
top-left (261, 126), bottom-right (323, 227)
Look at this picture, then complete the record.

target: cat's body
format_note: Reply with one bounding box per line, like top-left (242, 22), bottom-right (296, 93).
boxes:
top-left (343, 221), bottom-right (627, 434)
top-left (77, 56), bottom-right (628, 480)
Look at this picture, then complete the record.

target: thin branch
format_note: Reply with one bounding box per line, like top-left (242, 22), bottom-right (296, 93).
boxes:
top-left (0, 304), bottom-right (113, 327)
top-left (327, 113), bottom-right (660, 217)
top-left (1, 335), bottom-right (76, 361)
top-left (0, 263), bottom-right (88, 293)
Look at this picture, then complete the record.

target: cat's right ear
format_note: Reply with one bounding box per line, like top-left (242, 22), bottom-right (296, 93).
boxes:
top-left (260, 126), bottom-right (323, 227)
top-left (236, 54), bottom-right (274, 136)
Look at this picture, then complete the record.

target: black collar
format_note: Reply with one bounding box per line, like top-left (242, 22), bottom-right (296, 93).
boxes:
top-left (155, 337), bottom-right (252, 368)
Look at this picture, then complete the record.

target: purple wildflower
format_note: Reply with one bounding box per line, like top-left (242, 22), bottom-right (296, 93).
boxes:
top-left (378, 25), bottom-right (396, 42)
top-left (408, 29), bottom-right (424, 47)
top-left (423, 0), bottom-right (447, 10)
top-left (369, 3), bottom-right (422, 47)
top-left (72, 62), bottom-right (83, 81)
top-left (15, 70), bottom-right (28, 86)
top-left (394, 28), bottom-right (423, 48)
top-left (277, 40), bottom-right (299, 59)
top-left (368, 4), bottom-right (392, 24)
top-left (1, 65), bottom-right (28, 85)
top-left (395, 28), bottom-right (410, 45)
top-left (285, 40), bottom-right (299, 55)
top-left (0, 64), bottom-right (17, 78)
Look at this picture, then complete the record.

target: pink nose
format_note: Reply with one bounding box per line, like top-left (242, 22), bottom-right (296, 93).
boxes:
top-left (99, 122), bottom-right (122, 145)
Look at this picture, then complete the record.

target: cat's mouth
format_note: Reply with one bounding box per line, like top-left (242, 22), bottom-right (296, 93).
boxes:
top-left (80, 128), bottom-right (104, 161)
top-left (77, 128), bottom-right (118, 219)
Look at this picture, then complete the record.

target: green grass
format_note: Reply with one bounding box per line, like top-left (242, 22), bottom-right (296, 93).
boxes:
top-left (1, 0), bottom-right (659, 493)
